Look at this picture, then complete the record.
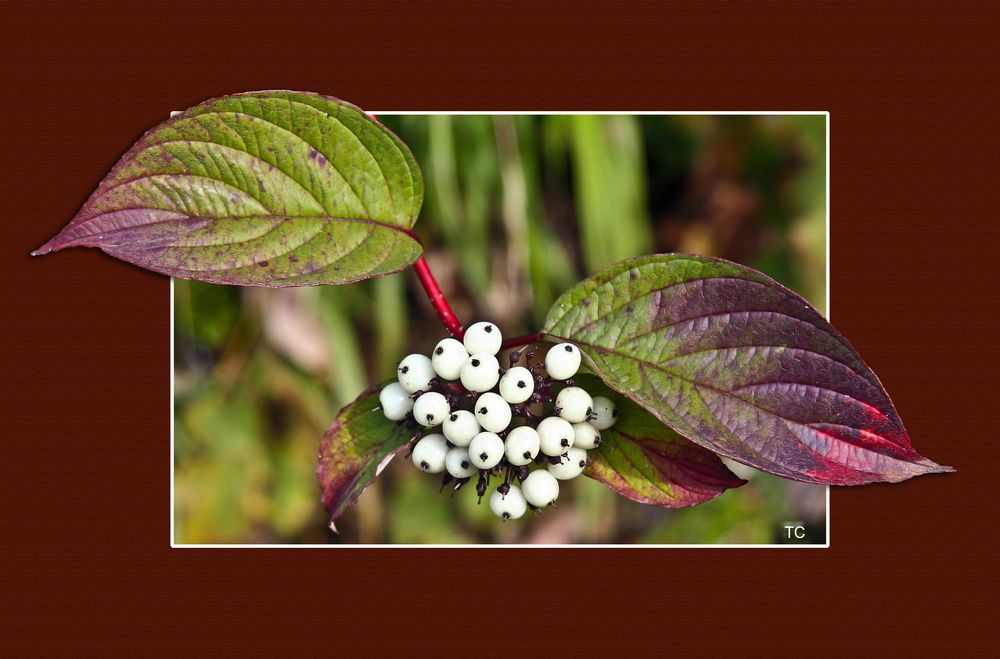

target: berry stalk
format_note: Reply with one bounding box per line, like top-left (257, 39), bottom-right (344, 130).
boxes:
top-left (500, 332), bottom-right (540, 350)
top-left (413, 256), bottom-right (464, 338)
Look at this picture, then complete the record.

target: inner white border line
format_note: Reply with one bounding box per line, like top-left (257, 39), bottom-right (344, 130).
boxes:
top-left (170, 110), bottom-right (831, 549)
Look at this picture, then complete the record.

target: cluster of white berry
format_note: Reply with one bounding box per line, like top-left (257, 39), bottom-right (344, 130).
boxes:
top-left (379, 322), bottom-right (618, 520)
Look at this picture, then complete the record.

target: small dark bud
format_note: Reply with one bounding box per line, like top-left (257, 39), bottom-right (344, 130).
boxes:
top-left (516, 465), bottom-right (530, 482)
top-left (565, 378), bottom-right (575, 386)
top-left (479, 452), bottom-right (489, 462)
top-left (502, 512), bottom-right (510, 521)
top-left (452, 477), bottom-right (470, 496)
top-left (439, 473), bottom-right (454, 492)
top-left (471, 358), bottom-right (480, 367)
top-left (435, 346), bottom-right (444, 355)
top-left (461, 460), bottom-right (470, 469)
top-left (400, 365), bottom-right (409, 374)
top-left (560, 437), bottom-right (570, 447)
top-left (476, 475), bottom-right (488, 500)
top-left (579, 460), bottom-right (587, 468)
top-left (508, 350), bottom-right (522, 367)
top-left (479, 407), bottom-right (487, 414)
top-left (497, 482), bottom-right (511, 496)
top-left (594, 436), bottom-right (601, 447)
top-left (547, 455), bottom-right (564, 465)
top-left (426, 414), bottom-right (435, 424)
top-left (517, 380), bottom-right (526, 389)
top-left (450, 413), bottom-right (458, 422)
top-left (420, 460), bottom-right (429, 470)
top-left (484, 325), bottom-right (493, 333)
top-left (522, 451), bottom-right (531, 460)
top-left (586, 407), bottom-right (592, 416)
top-left (498, 367), bottom-right (505, 375)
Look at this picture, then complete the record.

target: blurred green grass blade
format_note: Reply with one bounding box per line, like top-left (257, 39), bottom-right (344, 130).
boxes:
top-left (569, 115), bottom-right (653, 272)
top-left (426, 115), bottom-right (493, 292)
top-left (318, 287), bottom-right (366, 407)
top-left (373, 275), bottom-right (405, 378)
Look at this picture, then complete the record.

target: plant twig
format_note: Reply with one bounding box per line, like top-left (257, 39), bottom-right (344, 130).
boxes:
top-left (500, 332), bottom-right (540, 350)
top-left (412, 256), bottom-right (464, 337)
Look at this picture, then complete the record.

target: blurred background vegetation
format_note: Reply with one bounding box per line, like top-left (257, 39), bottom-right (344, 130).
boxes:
top-left (173, 113), bottom-right (827, 544)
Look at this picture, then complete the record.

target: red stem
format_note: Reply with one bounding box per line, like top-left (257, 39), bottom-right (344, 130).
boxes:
top-left (500, 332), bottom-right (540, 350)
top-left (413, 256), bottom-right (464, 338)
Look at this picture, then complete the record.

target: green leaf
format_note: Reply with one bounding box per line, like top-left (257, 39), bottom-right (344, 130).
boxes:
top-left (543, 254), bottom-right (951, 485)
top-left (34, 91), bottom-right (424, 286)
top-left (575, 375), bottom-right (745, 508)
top-left (317, 383), bottom-right (414, 530)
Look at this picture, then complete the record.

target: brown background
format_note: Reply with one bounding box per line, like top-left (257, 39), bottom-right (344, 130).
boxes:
top-left (2, 1), bottom-right (995, 656)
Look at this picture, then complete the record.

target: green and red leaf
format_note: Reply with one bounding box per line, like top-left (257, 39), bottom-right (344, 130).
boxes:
top-left (575, 375), bottom-right (745, 507)
top-left (543, 254), bottom-right (952, 485)
top-left (317, 384), bottom-right (414, 530)
top-left (34, 90), bottom-right (424, 286)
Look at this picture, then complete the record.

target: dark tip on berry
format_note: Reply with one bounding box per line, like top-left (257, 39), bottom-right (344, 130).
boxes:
top-left (564, 345), bottom-right (573, 352)
top-left (461, 460), bottom-right (469, 469)
top-left (400, 365), bottom-right (409, 373)
top-left (419, 460), bottom-right (429, 470)
top-left (498, 482), bottom-right (510, 496)
top-left (523, 451), bottom-right (531, 460)
top-left (479, 452), bottom-right (488, 461)
top-left (560, 438), bottom-right (570, 447)
top-left (449, 413), bottom-right (458, 422)
top-left (435, 346), bottom-right (444, 355)
top-left (586, 407), bottom-right (592, 415)
top-left (484, 325), bottom-right (493, 333)
top-left (517, 380), bottom-right (526, 388)
top-left (594, 436), bottom-right (601, 446)
top-left (502, 512), bottom-right (510, 520)
top-left (579, 460), bottom-right (586, 468)
top-left (471, 358), bottom-right (480, 367)
top-left (426, 414), bottom-right (435, 423)
top-left (479, 407), bottom-right (489, 415)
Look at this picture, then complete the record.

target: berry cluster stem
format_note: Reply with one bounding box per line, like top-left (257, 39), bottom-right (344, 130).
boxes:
top-left (500, 332), bottom-right (540, 351)
top-left (413, 256), bottom-right (464, 338)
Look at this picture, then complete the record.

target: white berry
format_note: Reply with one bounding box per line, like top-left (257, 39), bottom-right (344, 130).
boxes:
top-left (411, 434), bottom-right (448, 473)
top-left (443, 410), bottom-right (480, 447)
top-left (445, 447), bottom-right (477, 479)
top-left (591, 396), bottom-right (619, 429)
top-left (463, 321), bottom-right (502, 355)
top-left (413, 391), bottom-right (449, 427)
top-left (522, 469), bottom-right (560, 507)
top-left (548, 447), bottom-right (588, 480)
top-left (397, 353), bottom-right (435, 393)
top-left (431, 337), bottom-right (468, 380)
top-left (537, 416), bottom-right (574, 456)
top-left (460, 352), bottom-right (501, 392)
top-left (475, 392), bottom-right (512, 433)
top-left (469, 431), bottom-right (504, 469)
top-left (556, 386), bottom-right (593, 423)
top-left (489, 484), bottom-right (527, 521)
top-left (544, 343), bottom-right (581, 380)
top-left (572, 422), bottom-right (602, 449)
top-left (379, 382), bottom-right (413, 421)
top-left (499, 366), bottom-right (534, 404)
top-left (504, 426), bottom-right (540, 466)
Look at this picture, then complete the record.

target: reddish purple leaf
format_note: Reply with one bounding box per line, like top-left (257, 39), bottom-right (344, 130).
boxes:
top-left (33, 91), bottom-right (424, 287)
top-left (576, 375), bottom-right (746, 508)
top-left (543, 254), bottom-right (952, 485)
top-left (318, 384), bottom-right (414, 530)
